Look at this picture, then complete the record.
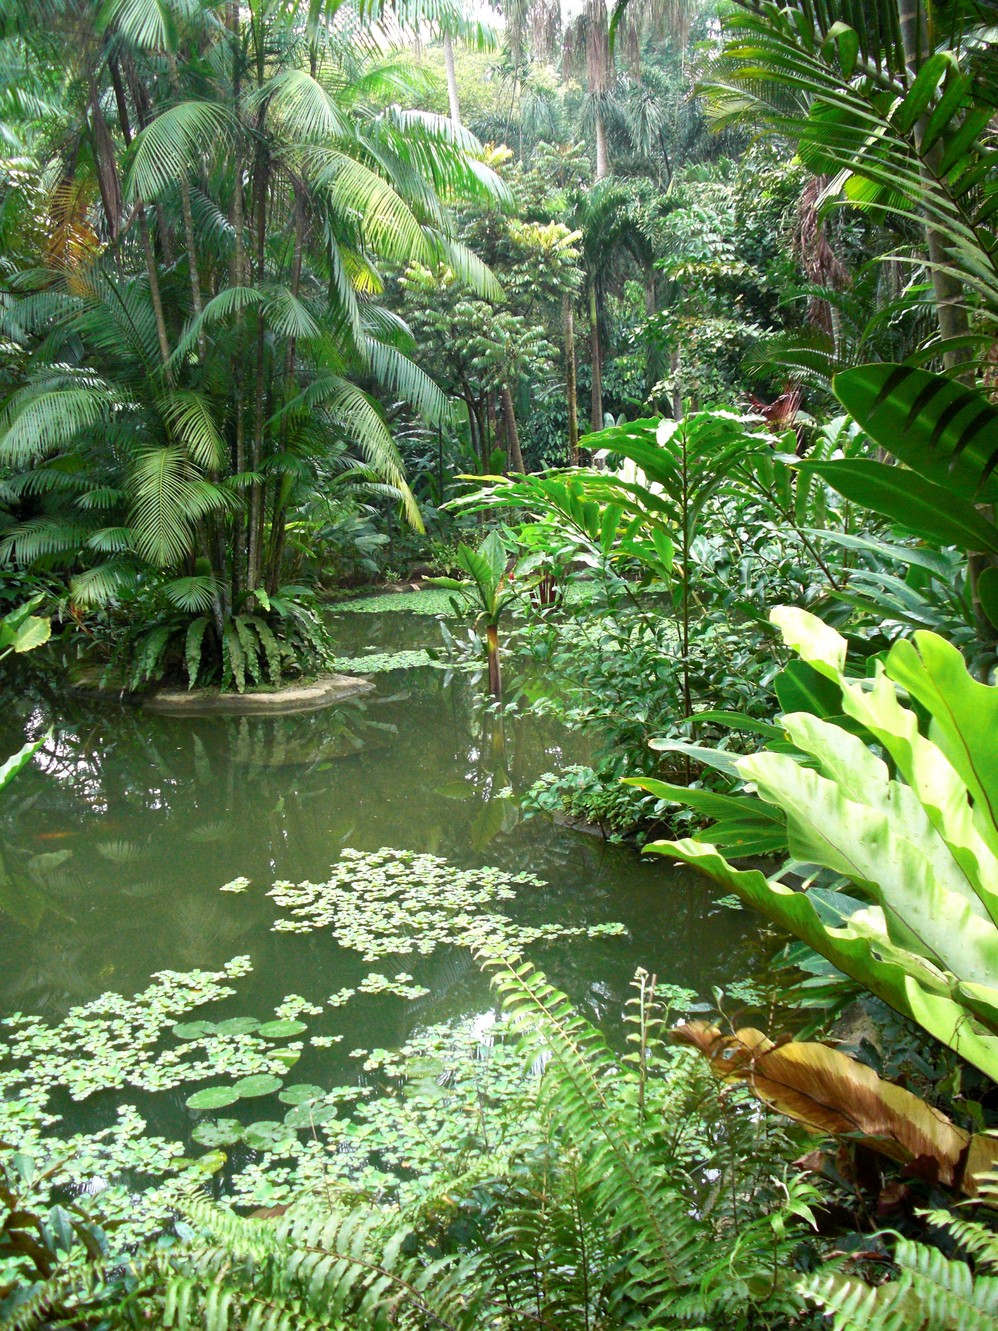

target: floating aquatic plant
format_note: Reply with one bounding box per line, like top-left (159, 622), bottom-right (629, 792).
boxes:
top-left (331, 649), bottom-right (437, 672)
top-left (0, 846), bottom-right (628, 1243)
top-left (267, 847), bottom-right (626, 960)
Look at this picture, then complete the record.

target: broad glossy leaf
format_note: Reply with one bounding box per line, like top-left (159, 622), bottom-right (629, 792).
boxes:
top-left (257, 1020), bottom-right (307, 1039)
top-left (799, 460), bottom-right (998, 553)
top-left (233, 1074), bottom-right (283, 1098)
top-left (649, 840), bottom-right (998, 1081)
top-left (833, 364), bottom-right (998, 505)
top-left (186, 1086), bottom-right (239, 1110)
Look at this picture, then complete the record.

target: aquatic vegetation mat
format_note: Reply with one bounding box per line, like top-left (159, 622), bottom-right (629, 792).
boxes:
top-left (330, 648), bottom-right (435, 672)
top-left (337, 582), bottom-right (596, 617)
top-left (267, 847), bottom-right (625, 956)
top-left (0, 847), bottom-right (625, 1251)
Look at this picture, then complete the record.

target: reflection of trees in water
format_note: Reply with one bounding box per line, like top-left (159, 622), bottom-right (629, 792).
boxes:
top-left (0, 668), bottom-right (761, 1031)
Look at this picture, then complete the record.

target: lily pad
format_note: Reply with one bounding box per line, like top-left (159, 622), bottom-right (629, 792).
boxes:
top-left (271, 1050), bottom-right (300, 1069)
top-left (284, 1101), bottom-right (338, 1129)
top-left (192, 1118), bottom-right (244, 1147)
top-left (233, 1074), bottom-right (283, 1098)
top-left (186, 1086), bottom-right (239, 1110)
top-left (278, 1083), bottom-right (326, 1106)
top-left (217, 1017), bottom-right (261, 1036)
top-left (257, 1019), bottom-right (307, 1039)
top-left (173, 1021), bottom-right (217, 1040)
top-left (244, 1120), bottom-right (297, 1154)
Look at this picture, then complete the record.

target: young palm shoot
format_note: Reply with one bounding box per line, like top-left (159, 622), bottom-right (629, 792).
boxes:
top-left (428, 531), bottom-right (521, 697)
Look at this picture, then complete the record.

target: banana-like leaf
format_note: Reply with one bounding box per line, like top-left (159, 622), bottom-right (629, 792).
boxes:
top-left (625, 777), bottom-right (787, 856)
top-left (0, 735), bottom-right (46, 793)
top-left (798, 460), bottom-right (998, 554)
top-left (653, 839), bottom-right (998, 1080)
top-left (671, 1021), bottom-right (998, 1192)
top-left (833, 364), bottom-right (998, 504)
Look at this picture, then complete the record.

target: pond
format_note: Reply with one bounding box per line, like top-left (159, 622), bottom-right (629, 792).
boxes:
top-left (0, 601), bottom-right (758, 1173)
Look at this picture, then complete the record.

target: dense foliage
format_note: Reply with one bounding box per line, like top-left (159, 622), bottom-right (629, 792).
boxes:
top-left (3, 0), bottom-right (998, 1325)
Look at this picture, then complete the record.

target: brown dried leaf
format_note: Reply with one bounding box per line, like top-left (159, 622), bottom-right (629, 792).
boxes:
top-left (672, 1021), bottom-right (971, 1186)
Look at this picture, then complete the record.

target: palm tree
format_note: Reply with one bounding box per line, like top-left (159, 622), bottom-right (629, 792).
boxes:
top-left (0, 0), bottom-right (505, 680)
top-left (700, 0), bottom-right (998, 373)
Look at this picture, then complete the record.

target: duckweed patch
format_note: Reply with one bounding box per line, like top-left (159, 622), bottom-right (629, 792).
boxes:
top-left (0, 847), bottom-right (627, 1248)
top-left (267, 847), bottom-right (627, 958)
top-left (331, 649), bottom-right (436, 672)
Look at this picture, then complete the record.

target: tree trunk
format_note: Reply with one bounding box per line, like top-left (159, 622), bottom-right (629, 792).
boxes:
top-left (140, 210), bottom-right (172, 366)
top-left (898, 0), bottom-right (994, 648)
top-left (443, 33), bottom-right (461, 125)
top-left (563, 293), bottom-right (579, 463)
top-left (486, 623), bottom-right (502, 698)
top-left (897, 0), bottom-right (971, 379)
top-left (500, 382), bottom-right (524, 472)
top-left (89, 79), bottom-right (123, 237)
top-left (594, 105), bottom-right (610, 179)
top-left (166, 53), bottom-right (204, 351)
top-left (589, 282), bottom-right (603, 431)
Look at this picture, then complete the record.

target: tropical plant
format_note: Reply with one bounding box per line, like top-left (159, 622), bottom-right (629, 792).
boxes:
top-left (701, 0), bottom-right (998, 371)
top-left (673, 1019), bottom-right (997, 1197)
top-left (428, 530), bottom-right (520, 695)
top-left (638, 605), bottom-right (998, 1086)
top-left (801, 1186), bottom-right (998, 1330)
top-left (0, 598), bottom-right (48, 663)
top-left (0, 0), bottom-right (504, 684)
top-left (0, 598), bottom-right (51, 793)
top-left (582, 410), bottom-right (780, 715)
top-left (804, 361), bottom-right (998, 653)
top-left (1, 960), bottom-right (817, 1331)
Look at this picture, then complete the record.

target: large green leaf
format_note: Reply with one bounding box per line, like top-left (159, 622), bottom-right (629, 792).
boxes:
top-left (834, 364), bottom-right (998, 503)
top-left (646, 606), bottom-right (998, 1082)
top-left (649, 840), bottom-right (998, 1081)
top-left (799, 460), bottom-right (998, 553)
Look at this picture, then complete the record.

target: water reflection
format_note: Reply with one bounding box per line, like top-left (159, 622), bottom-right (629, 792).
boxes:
top-left (0, 648), bottom-right (758, 1059)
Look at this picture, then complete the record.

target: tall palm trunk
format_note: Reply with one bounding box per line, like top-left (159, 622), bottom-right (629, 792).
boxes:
top-left (443, 33), bottom-right (461, 124)
top-left (897, 0), bottom-right (994, 644)
top-left (500, 383), bottom-right (524, 472)
top-left (897, 0), bottom-right (971, 379)
top-left (594, 105), bottom-right (610, 179)
top-left (589, 281), bottom-right (603, 431)
top-left (563, 293), bottom-right (579, 462)
top-left (166, 52), bottom-right (204, 352)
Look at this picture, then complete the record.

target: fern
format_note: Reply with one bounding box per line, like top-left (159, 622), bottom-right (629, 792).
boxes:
top-left (221, 619), bottom-right (246, 693)
top-left (233, 614), bottom-right (262, 687)
top-left (247, 614), bottom-right (283, 686)
top-left (184, 616), bottom-right (210, 689)
top-left (155, 1196), bottom-right (487, 1331)
top-left (802, 1186), bottom-right (998, 1331)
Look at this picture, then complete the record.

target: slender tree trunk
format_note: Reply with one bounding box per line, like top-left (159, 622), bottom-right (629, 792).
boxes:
top-left (487, 389), bottom-right (497, 455)
top-left (898, 0), bottom-right (994, 647)
top-left (140, 210), bottom-right (172, 366)
top-left (247, 95), bottom-right (268, 596)
top-left (89, 81), bottom-right (123, 239)
top-left (897, 0), bottom-right (971, 378)
top-left (501, 383), bottom-right (524, 472)
top-left (486, 623), bottom-right (502, 698)
top-left (109, 56), bottom-right (132, 144)
top-left (443, 33), bottom-right (461, 125)
top-left (166, 53), bottom-right (204, 350)
top-left (589, 282), bottom-right (603, 430)
top-left (563, 293), bottom-right (579, 463)
top-left (594, 105), bottom-right (610, 179)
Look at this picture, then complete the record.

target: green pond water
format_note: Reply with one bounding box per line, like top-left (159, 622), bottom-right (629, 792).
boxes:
top-left (0, 603), bottom-right (758, 1151)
